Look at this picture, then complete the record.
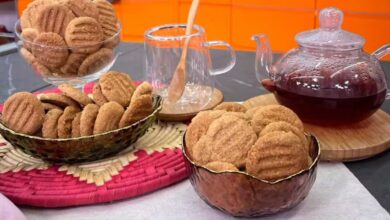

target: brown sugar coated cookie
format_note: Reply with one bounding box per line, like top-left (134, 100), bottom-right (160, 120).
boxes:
top-left (92, 83), bottom-right (108, 106)
top-left (35, 4), bottom-right (75, 37)
top-left (60, 53), bottom-right (88, 76)
top-left (78, 48), bottom-right (113, 76)
top-left (32, 32), bottom-right (69, 69)
top-left (93, 0), bottom-right (119, 39)
top-left (57, 106), bottom-right (80, 138)
top-left (39, 93), bottom-right (80, 108)
top-left (251, 105), bottom-right (304, 134)
top-left (65, 0), bottom-right (100, 20)
top-left (99, 71), bottom-right (135, 107)
top-left (214, 102), bottom-right (247, 113)
top-left (2, 92), bottom-right (45, 135)
top-left (246, 131), bottom-right (309, 181)
top-left (21, 28), bottom-right (39, 51)
top-left (119, 94), bottom-right (153, 128)
top-left (205, 161), bottom-right (239, 172)
top-left (58, 84), bottom-right (93, 107)
top-left (80, 104), bottom-right (99, 136)
top-left (42, 109), bottom-right (63, 138)
top-left (94, 101), bottom-right (124, 134)
top-left (71, 112), bottom-right (81, 138)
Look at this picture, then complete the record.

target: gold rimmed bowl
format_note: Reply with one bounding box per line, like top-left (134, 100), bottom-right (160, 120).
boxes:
top-left (182, 133), bottom-right (320, 217)
top-left (0, 96), bottom-right (162, 164)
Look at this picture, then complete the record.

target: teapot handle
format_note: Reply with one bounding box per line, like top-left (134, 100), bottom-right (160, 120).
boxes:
top-left (372, 44), bottom-right (390, 60)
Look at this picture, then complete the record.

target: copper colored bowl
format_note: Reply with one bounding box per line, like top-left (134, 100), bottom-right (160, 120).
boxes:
top-left (182, 133), bottom-right (320, 217)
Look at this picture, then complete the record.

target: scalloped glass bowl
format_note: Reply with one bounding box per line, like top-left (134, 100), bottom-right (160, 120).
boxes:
top-left (14, 20), bottom-right (121, 88)
top-left (182, 133), bottom-right (320, 217)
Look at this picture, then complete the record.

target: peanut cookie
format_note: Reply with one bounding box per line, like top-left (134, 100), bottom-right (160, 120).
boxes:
top-left (42, 109), bottom-right (63, 138)
top-left (80, 104), bottom-right (99, 136)
top-left (40, 93), bottom-right (80, 108)
top-left (32, 62), bottom-right (52, 76)
top-left (185, 110), bottom-right (225, 158)
top-left (42, 102), bottom-right (63, 111)
top-left (223, 112), bottom-right (250, 121)
top-left (20, 0), bottom-right (55, 29)
top-left (60, 53), bottom-right (88, 76)
top-left (251, 105), bottom-right (304, 134)
top-left (99, 71), bottom-right (135, 107)
top-left (65, 0), bottom-right (99, 20)
top-left (35, 4), bottom-right (75, 37)
top-left (94, 101), bottom-right (124, 134)
top-left (246, 131), bottom-right (309, 181)
top-left (2, 92), bottom-right (45, 135)
top-left (58, 84), bottom-right (93, 106)
top-left (21, 28), bottom-right (39, 51)
top-left (103, 35), bottom-right (120, 49)
top-left (205, 161), bottom-right (239, 172)
top-left (20, 48), bottom-right (36, 65)
top-left (71, 112), bottom-right (81, 138)
top-left (245, 106), bottom-right (262, 119)
top-left (260, 121), bottom-right (308, 153)
top-left (119, 94), bottom-right (153, 128)
top-left (132, 81), bottom-right (151, 98)
top-left (92, 83), bottom-right (108, 106)
top-left (57, 106), bottom-right (80, 138)
top-left (214, 102), bottom-right (247, 113)
top-left (65, 17), bottom-right (104, 54)
top-left (193, 115), bottom-right (257, 168)
top-left (93, 0), bottom-right (118, 38)
top-left (78, 48), bottom-right (113, 76)
top-left (32, 32), bottom-right (69, 68)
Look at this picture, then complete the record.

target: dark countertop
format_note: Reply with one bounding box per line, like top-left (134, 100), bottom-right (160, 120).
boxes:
top-left (0, 42), bottom-right (389, 212)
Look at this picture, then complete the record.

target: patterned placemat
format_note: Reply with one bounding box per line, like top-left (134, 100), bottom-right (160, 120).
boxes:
top-left (0, 83), bottom-right (190, 208)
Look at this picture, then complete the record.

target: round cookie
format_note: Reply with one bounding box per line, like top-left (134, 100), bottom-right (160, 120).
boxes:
top-left (119, 94), bottom-right (153, 128)
top-left (99, 71), bottom-right (135, 107)
top-left (21, 28), bottom-right (39, 51)
top-left (42, 103), bottom-right (63, 112)
top-left (93, 0), bottom-right (118, 38)
top-left (60, 53), bottom-right (88, 76)
top-left (42, 109), bottom-right (63, 138)
top-left (57, 106), bottom-right (80, 138)
top-left (39, 93), bottom-right (80, 108)
top-left (205, 161), bottom-right (239, 172)
top-left (246, 131), bottom-right (309, 181)
top-left (65, 0), bottom-right (100, 20)
top-left (2, 92), bottom-right (45, 135)
top-left (32, 62), bottom-right (52, 76)
top-left (93, 101), bottom-right (124, 134)
top-left (58, 84), bottom-right (93, 107)
top-left (245, 106), bottom-right (262, 119)
top-left (251, 105), bottom-right (304, 134)
top-left (20, 48), bottom-right (36, 65)
top-left (214, 102), bottom-right (247, 113)
top-left (71, 112), bottom-right (81, 138)
top-left (92, 83), bottom-right (108, 106)
top-left (80, 104), bottom-right (99, 136)
top-left (35, 4), bottom-right (75, 37)
top-left (32, 32), bottom-right (69, 69)
top-left (20, 0), bottom-right (55, 29)
top-left (65, 17), bottom-right (104, 54)
top-left (78, 48), bottom-right (113, 76)
top-left (132, 81), bottom-right (151, 98)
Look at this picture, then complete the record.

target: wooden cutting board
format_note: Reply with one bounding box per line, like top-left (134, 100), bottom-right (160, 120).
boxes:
top-left (244, 94), bottom-right (390, 162)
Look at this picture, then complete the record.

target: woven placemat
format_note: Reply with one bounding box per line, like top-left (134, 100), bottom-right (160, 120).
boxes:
top-left (0, 83), bottom-right (190, 208)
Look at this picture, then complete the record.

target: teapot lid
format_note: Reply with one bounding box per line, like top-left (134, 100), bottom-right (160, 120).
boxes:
top-left (295, 7), bottom-right (365, 50)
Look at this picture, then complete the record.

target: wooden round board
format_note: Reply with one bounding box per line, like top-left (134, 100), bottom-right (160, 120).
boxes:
top-left (158, 88), bottom-right (224, 122)
top-left (244, 94), bottom-right (390, 162)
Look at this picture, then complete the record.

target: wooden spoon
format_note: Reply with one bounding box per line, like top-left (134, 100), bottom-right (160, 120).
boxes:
top-left (167, 0), bottom-right (200, 103)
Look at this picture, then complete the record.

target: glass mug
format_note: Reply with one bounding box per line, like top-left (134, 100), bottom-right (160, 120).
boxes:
top-left (144, 24), bottom-right (236, 113)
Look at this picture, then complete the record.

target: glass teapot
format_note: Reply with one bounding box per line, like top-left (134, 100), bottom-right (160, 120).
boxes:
top-left (253, 7), bottom-right (390, 124)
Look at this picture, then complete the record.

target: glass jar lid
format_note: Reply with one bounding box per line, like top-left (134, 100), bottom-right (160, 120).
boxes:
top-left (295, 7), bottom-right (365, 50)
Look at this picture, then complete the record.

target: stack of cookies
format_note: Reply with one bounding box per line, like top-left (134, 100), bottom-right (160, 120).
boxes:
top-left (1, 71), bottom-right (154, 139)
top-left (19, 0), bottom-right (120, 77)
top-left (185, 102), bottom-right (312, 181)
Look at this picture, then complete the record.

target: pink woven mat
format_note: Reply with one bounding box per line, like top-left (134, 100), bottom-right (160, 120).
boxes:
top-left (0, 83), bottom-right (190, 208)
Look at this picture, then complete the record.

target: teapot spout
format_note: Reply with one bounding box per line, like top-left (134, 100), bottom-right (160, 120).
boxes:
top-left (252, 34), bottom-right (274, 84)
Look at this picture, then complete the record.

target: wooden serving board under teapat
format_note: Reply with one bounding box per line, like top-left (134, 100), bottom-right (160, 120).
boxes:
top-left (244, 94), bottom-right (390, 162)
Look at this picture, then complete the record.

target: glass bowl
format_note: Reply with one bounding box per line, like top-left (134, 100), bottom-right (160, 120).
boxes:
top-left (182, 133), bottom-right (320, 217)
top-left (14, 19), bottom-right (121, 88)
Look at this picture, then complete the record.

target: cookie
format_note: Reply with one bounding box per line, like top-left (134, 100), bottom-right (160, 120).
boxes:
top-left (119, 94), bottom-right (153, 128)
top-left (260, 121), bottom-right (308, 153)
top-left (32, 32), bottom-right (69, 68)
top-left (2, 92), bottom-right (45, 135)
top-left (21, 28), bottom-right (39, 51)
top-left (32, 62), bottom-right (52, 76)
top-left (205, 161), bottom-right (239, 172)
top-left (39, 93), bottom-right (80, 108)
top-left (65, 17), bottom-right (104, 54)
top-left (99, 71), bottom-right (135, 107)
top-left (42, 102), bottom-right (63, 111)
top-left (251, 105), bottom-right (304, 134)
top-left (214, 102), bottom-right (247, 113)
top-left (65, 0), bottom-right (99, 20)
top-left (57, 106), bottom-right (80, 138)
top-left (35, 4), bottom-right (75, 37)
top-left (42, 109), bottom-right (63, 138)
top-left (132, 81), bottom-right (151, 98)
top-left (58, 84), bottom-right (93, 106)
top-left (245, 106), bottom-right (262, 119)
top-left (185, 110), bottom-right (225, 158)
top-left (71, 112), bottom-right (81, 138)
top-left (92, 83), bottom-right (108, 106)
top-left (103, 35), bottom-right (120, 49)
top-left (223, 112), bottom-right (250, 121)
top-left (80, 104), bottom-right (99, 136)
top-left (20, 0), bottom-right (55, 29)
top-left (20, 48), bottom-right (36, 65)
top-left (93, 0), bottom-right (118, 38)
top-left (192, 115), bottom-right (257, 168)
top-left (78, 48), bottom-right (113, 76)
top-left (93, 101), bottom-right (124, 134)
top-left (246, 131), bottom-right (309, 181)
top-left (60, 53), bottom-right (88, 76)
